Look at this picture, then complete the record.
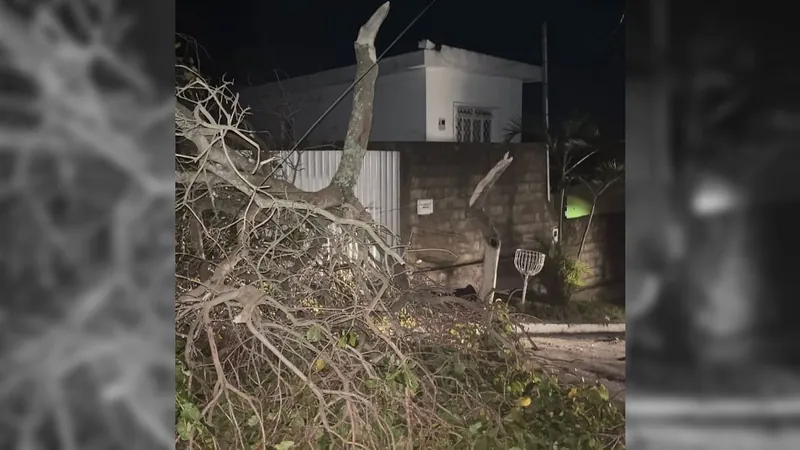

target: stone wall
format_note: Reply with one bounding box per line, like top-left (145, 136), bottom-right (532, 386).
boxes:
top-left (369, 141), bottom-right (624, 292)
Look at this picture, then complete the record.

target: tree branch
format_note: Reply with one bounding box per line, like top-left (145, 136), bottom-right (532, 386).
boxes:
top-left (330, 2), bottom-right (390, 202)
top-left (469, 152), bottom-right (514, 209)
top-left (173, 3), bottom-right (402, 275)
top-left (175, 101), bottom-right (342, 207)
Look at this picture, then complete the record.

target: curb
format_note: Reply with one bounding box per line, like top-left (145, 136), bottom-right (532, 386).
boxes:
top-left (515, 322), bottom-right (625, 335)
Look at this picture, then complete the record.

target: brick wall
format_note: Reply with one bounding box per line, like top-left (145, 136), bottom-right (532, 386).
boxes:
top-left (370, 141), bottom-right (624, 291)
top-left (561, 212), bottom-right (625, 287)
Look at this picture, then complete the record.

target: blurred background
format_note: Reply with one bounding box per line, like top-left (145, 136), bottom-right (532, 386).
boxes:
top-left (626, 0), bottom-right (800, 447)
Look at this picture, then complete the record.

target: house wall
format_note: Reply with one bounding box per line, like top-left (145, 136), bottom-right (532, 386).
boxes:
top-left (240, 64), bottom-right (527, 146)
top-left (424, 67), bottom-right (523, 143)
top-left (240, 69), bottom-right (427, 146)
top-left (369, 142), bottom-right (624, 295)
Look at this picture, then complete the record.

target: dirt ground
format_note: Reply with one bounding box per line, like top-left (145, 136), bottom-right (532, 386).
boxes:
top-left (521, 333), bottom-right (626, 408)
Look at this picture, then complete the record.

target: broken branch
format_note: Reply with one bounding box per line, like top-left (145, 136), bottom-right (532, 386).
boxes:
top-left (469, 152), bottom-right (514, 302)
top-left (330, 2), bottom-right (390, 202)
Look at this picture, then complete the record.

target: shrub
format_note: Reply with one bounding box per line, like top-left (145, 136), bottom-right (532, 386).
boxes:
top-left (533, 238), bottom-right (590, 304)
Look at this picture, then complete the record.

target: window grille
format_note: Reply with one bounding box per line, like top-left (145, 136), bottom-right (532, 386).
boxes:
top-left (455, 106), bottom-right (492, 143)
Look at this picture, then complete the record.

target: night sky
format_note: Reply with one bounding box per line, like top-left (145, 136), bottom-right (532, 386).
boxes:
top-left (177, 0), bottom-right (625, 139)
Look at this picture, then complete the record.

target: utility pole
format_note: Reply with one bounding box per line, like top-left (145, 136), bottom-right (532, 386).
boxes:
top-left (542, 21), bottom-right (550, 130)
top-left (542, 21), bottom-right (551, 202)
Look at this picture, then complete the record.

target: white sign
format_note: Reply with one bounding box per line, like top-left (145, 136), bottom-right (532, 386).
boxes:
top-left (417, 199), bottom-right (434, 215)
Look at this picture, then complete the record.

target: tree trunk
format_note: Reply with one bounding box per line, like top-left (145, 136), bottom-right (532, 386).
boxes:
top-left (330, 2), bottom-right (390, 204)
top-left (175, 3), bottom-right (390, 213)
top-left (174, 3), bottom-right (403, 292)
top-left (577, 200), bottom-right (597, 262)
top-left (469, 153), bottom-right (514, 303)
top-left (557, 186), bottom-right (566, 243)
top-left (481, 234), bottom-right (502, 302)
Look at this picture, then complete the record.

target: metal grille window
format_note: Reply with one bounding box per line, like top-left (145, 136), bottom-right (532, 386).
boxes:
top-left (455, 106), bottom-right (493, 143)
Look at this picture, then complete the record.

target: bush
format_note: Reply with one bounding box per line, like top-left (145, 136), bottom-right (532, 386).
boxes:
top-left (173, 202), bottom-right (624, 449)
top-left (175, 314), bottom-right (624, 450)
top-left (532, 238), bottom-right (590, 304)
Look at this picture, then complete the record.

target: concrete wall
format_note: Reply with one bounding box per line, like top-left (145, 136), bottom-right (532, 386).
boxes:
top-left (369, 141), bottom-right (624, 293)
top-left (424, 67), bottom-right (523, 143)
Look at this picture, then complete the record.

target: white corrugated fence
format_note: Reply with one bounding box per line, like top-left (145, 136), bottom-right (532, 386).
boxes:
top-left (278, 149), bottom-right (401, 249)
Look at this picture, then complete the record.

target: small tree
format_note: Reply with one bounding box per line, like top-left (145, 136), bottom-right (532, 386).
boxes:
top-left (504, 114), bottom-right (602, 242)
top-left (576, 160), bottom-right (624, 261)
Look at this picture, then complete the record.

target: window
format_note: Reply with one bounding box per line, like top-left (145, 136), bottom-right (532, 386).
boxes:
top-left (455, 106), bottom-right (493, 143)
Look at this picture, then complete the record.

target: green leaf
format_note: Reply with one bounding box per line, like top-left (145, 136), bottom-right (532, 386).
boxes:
top-left (404, 369), bottom-right (420, 392)
top-left (595, 384), bottom-right (610, 401)
top-left (181, 402), bottom-right (201, 422)
top-left (348, 332), bottom-right (357, 347)
top-left (177, 418), bottom-right (194, 441)
top-left (274, 441), bottom-right (296, 450)
top-left (453, 359), bottom-right (466, 377)
top-left (246, 414), bottom-right (260, 427)
top-left (468, 421), bottom-right (483, 435)
top-left (305, 325), bottom-right (323, 343)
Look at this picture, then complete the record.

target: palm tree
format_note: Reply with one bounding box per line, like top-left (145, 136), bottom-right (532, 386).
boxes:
top-left (504, 114), bottom-right (603, 242)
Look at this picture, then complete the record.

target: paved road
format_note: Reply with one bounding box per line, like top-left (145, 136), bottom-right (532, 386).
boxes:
top-left (523, 333), bottom-right (626, 407)
top-left (526, 334), bottom-right (800, 449)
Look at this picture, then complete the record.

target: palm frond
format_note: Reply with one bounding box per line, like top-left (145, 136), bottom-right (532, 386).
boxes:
top-left (502, 116), bottom-right (524, 143)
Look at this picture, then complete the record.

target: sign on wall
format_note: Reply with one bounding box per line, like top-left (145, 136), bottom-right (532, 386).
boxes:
top-left (416, 198), bottom-right (434, 215)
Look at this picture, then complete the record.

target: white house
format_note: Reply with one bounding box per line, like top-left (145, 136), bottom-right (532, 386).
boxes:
top-left (239, 40), bottom-right (542, 146)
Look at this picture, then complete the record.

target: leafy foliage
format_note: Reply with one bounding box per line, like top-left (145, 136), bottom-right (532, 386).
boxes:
top-left (175, 325), bottom-right (624, 450)
top-left (531, 238), bottom-right (591, 304)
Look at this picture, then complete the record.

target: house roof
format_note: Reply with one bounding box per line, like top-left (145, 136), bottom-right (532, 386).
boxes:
top-left (245, 40), bottom-right (542, 94)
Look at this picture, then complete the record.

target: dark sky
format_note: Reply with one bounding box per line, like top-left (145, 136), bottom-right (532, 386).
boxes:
top-left (177, 0), bottom-right (624, 138)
